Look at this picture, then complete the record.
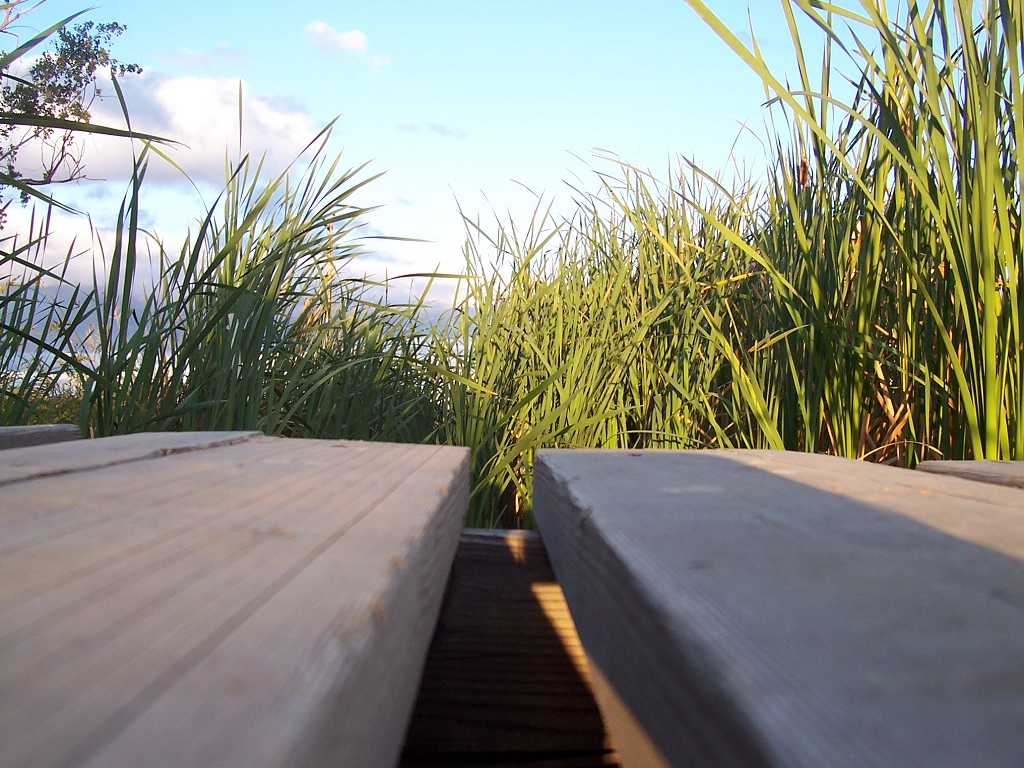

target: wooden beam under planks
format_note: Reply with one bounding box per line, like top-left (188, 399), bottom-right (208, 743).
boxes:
top-left (400, 529), bottom-right (619, 768)
top-left (534, 448), bottom-right (1024, 768)
top-left (0, 432), bottom-right (469, 768)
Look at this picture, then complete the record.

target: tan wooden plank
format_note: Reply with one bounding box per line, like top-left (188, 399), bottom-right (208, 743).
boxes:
top-left (2, 436), bottom-right (400, 762)
top-left (0, 430), bottom-right (261, 486)
top-left (0, 439), bottom-right (406, 612)
top-left (917, 458), bottom-right (1024, 489)
top-left (400, 530), bottom-right (618, 767)
top-left (0, 436), bottom-right (270, 584)
top-left (0, 438), bottom-right (436, 757)
top-left (0, 436), bottom-right (456, 765)
top-left (0, 435), bottom-right (468, 768)
top-left (535, 448), bottom-right (1024, 768)
top-left (0, 440), bottom-right (411, 688)
top-left (0, 425), bottom-right (81, 450)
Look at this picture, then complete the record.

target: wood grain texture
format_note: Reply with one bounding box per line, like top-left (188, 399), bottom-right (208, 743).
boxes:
top-left (0, 434), bottom-right (469, 768)
top-left (917, 458), bottom-right (1024, 489)
top-left (0, 430), bottom-right (261, 486)
top-left (400, 529), bottom-right (619, 768)
top-left (0, 425), bottom-right (81, 451)
top-left (534, 448), bottom-right (1024, 768)
top-left (586, 663), bottom-right (670, 768)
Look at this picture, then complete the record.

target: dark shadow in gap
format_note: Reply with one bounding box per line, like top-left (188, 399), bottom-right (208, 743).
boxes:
top-left (399, 529), bottom-right (620, 768)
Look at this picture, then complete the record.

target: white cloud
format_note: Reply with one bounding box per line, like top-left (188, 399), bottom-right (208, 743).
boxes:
top-left (302, 21), bottom-right (368, 54)
top-left (75, 70), bottom-right (318, 186)
top-left (371, 54), bottom-right (391, 72)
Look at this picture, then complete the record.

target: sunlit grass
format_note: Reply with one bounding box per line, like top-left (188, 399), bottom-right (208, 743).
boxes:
top-left (438, 0), bottom-right (1024, 524)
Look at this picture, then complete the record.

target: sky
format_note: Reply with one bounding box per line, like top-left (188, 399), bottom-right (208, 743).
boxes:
top-left (6, 0), bottom-right (816, 288)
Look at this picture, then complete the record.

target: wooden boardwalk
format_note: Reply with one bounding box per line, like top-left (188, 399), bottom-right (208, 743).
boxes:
top-left (535, 448), bottom-right (1024, 768)
top-left (13, 431), bottom-right (1024, 768)
top-left (0, 432), bottom-right (469, 768)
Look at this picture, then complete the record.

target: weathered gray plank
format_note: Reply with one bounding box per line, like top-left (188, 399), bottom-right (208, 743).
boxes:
top-left (400, 529), bottom-right (618, 767)
top-left (534, 448), bottom-right (1024, 768)
top-left (0, 430), bottom-right (261, 486)
top-left (0, 434), bottom-right (469, 768)
top-left (0, 424), bottom-right (81, 451)
top-left (917, 458), bottom-right (1024, 489)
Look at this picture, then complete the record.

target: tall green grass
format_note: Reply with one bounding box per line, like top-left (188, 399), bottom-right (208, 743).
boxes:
top-left (440, 0), bottom-right (1024, 525)
top-left (0, 209), bottom-right (90, 424)
top-left (680, 0), bottom-right (1024, 460)
top-left (436, 171), bottom-right (756, 526)
top-left (5, 0), bottom-right (1023, 528)
top-left (1, 129), bottom-right (443, 443)
top-left (81, 132), bottom-right (443, 441)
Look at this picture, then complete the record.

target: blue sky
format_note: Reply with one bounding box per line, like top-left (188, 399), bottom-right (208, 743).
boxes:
top-left (14, 1), bottom-right (811, 279)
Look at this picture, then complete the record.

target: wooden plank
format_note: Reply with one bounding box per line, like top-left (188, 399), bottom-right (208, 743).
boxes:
top-left (0, 434), bottom-right (469, 768)
top-left (917, 458), bottom-right (1024, 489)
top-left (0, 425), bottom-right (81, 450)
top-left (0, 430), bottom-right (261, 486)
top-left (400, 529), bottom-right (619, 768)
top-left (534, 448), bottom-right (1024, 768)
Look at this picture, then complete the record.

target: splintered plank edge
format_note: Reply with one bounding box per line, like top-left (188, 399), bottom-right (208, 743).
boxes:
top-left (534, 448), bottom-right (1024, 768)
top-left (0, 435), bottom-right (469, 768)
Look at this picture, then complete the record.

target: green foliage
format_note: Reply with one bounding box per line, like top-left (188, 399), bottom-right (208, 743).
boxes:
top-left (0, 9), bottom-right (441, 448)
top-left (0, 2), bottom-right (161, 216)
top-left (81, 130), bottom-right (441, 443)
top-left (2, 21), bottom-right (139, 122)
top-left (0, 4), bottom-right (164, 433)
top-left (1, 11), bottom-right (142, 207)
top-left (434, 172), bottom-right (746, 526)
top-left (681, 0), bottom-right (1024, 460)
top-left (0, 208), bottom-right (90, 426)
top-left (437, 0), bottom-right (1024, 526)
